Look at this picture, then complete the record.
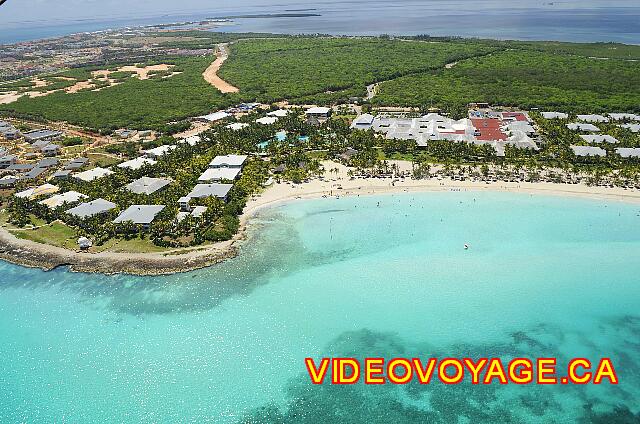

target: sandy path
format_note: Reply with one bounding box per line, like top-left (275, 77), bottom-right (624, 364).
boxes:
top-left (0, 91), bottom-right (22, 104)
top-left (203, 44), bottom-right (239, 93)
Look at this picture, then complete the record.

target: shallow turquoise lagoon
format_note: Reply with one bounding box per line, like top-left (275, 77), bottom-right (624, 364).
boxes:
top-left (1, 192), bottom-right (639, 423)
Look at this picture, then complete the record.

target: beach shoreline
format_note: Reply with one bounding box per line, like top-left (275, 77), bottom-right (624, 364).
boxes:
top-left (1, 174), bottom-right (640, 276)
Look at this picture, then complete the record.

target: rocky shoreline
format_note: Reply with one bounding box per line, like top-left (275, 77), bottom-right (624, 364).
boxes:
top-left (0, 222), bottom-right (249, 276)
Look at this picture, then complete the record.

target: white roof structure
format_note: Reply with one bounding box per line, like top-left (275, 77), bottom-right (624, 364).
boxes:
top-left (579, 135), bottom-right (619, 144)
top-left (39, 191), bottom-right (87, 209)
top-left (571, 145), bottom-right (606, 157)
top-left (505, 121), bottom-right (535, 135)
top-left (615, 148), bottom-right (640, 158)
top-left (256, 116), bottom-right (279, 125)
top-left (66, 198), bottom-right (117, 218)
top-left (191, 206), bottom-right (207, 218)
top-left (608, 113), bottom-right (640, 121)
top-left (226, 123), bottom-right (250, 131)
top-left (118, 157), bottom-right (157, 170)
top-left (541, 112), bottom-right (569, 120)
top-left (126, 176), bottom-right (172, 195)
top-left (113, 205), bottom-right (166, 225)
top-left (621, 124), bottom-right (640, 133)
top-left (198, 167), bottom-right (242, 182)
top-left (75, 167), bottom-right (114, 182)
top-left (567, 123), bottom-right (601, 132)
top-left (186, 183), bottom-right (233, 200)
top-left (350, 114), bottom-right (375, 130)
top-left (210, 155), bottom-right (248, 168)
top-left (196, 111), bottom-right (230, 122)
top-left (306, 106), bottom-right (331, 115)
top-left (506, 131), bottom-right (539, 151)
top-left (577, 114), bottom-right (609, 123)
top-left (267, 109), bottom-right (290, 117)
top-left (144, 145), bottom-right (176, 158)
top-left (15, 184), bottom-right (59, 199)
top-left (178, 135), bottom-right (201, 146)
top-left (372, 114), bottom-right (476, 146)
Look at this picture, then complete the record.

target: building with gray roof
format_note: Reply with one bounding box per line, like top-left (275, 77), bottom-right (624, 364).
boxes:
top-left (0, 155), bottom-right (17, 169)
top-left (621, 124), bottom-right (640, 133)
top-left (571, 145), bottom-right (606, 157)
top-left (67, 199), bottom-right (117, 218)
top-left (609, 113), bottom-right (640, 121)
top-left (42, 144), bottom-right (61, 156)
top-left (21, 167), bottom-right (48, 180)
top-left (36, 158), bottom-right (59, 168)
top-left (51, 170), bottom-right (72, 179)
top-left (615, 148), bottom-right (640, 158)
top-left (126, 176), bottom-right (172, 195)
top-left (209, 155), bottom-right (248, 168)
top-left (7, 163), bottom-right (34, 173)
top-left (186, 183), bottom-right (233, 200)
top-left (567, 123), bottom-right (600, 132)
top-left (350, 114), bottom-right (375, 130)
top-left (541, 112), bottom-right (568, 120)
top-left (64, 157), bottom-right (89, 170)
top-left (579, 135), bottom-right (619, 144)
top-left (23, 129), bottom-right (63, 143)
top-left (576, 114), bottom-right (609, 123)
top-left (113, 205), bottom-right (166, 229)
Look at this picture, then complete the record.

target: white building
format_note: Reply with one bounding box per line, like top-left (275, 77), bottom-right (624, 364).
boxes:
top-left (118, 157), bottom-right (157, 171)
top-left (74, 167), bottom-right (114, 182)
top-left (571, 145), bottom-right (606, 157)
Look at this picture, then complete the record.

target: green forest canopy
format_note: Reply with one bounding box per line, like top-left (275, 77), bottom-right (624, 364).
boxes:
top-left (1, 35), bottom-right (640, 130)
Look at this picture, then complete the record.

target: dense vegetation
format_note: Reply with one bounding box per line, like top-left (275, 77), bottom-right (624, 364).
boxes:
top-left (375, 49), bottom-right (640, 114)
top-left (2, 34), bottom-right (640, 130)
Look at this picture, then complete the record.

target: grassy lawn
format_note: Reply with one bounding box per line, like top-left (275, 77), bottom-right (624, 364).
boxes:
top-left (100, 237), bottom-right (169, 254)
top-left (87, 153), bottom-right (122, 167)
top-left (10, 221), bottom-right (77, 248)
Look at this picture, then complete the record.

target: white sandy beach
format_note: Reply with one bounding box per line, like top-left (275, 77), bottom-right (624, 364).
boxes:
top-left (2, 160), bottom-right (639, 275)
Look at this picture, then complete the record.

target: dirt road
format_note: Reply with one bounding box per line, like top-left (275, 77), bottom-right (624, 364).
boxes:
top-left (203, 44), bottom-right (240, 94)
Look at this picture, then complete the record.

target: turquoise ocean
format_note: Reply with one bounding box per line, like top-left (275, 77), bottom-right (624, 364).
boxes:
top-left (1, 191), bottom-right (639, 422)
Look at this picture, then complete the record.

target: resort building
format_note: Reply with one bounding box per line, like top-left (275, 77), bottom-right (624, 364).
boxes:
top-left (621, 124), bottom-right (640, 133)
top-left (210, 154), bottom-right (248, 169)
top-left (15, 184), bottom-right (59, 199)
top-left (7, 163), bottom-right (34, 173)
top-left (193, 111), bottom-right (230, 123)
top-left (176, 205), bottom-right (208, 222)
top-left (74, 167), bottom-right (114, 182)
top-left (64, 157), bottom-right (89, 170)
top-left (256, 116), bottom-right (279, 125)
top-left (126, 176), bottom-right (172, 195)
top-left (36, 158), bottom-right (59, 169)
top-left (0, 176), bottom-right (18, 188)
top-left (41, 144), bottom-right (61, 156)
top-left (350, 114), bottom-right (375, 130)
top-left (143, 145), bottom-right (176, 159)
top-left (541, 112), bottom-right (569, 120)
top-left (21, 167), bottom-right (49, 181)
top-left (51, 170), bottom-right (72, 180)
top-left (113, 205), bottom-right (166, 229)
top-left (267, 109), bottom-right (290, 118)
top-left (180, 183), bottom-right (234, 211)
top-left (579, 135), bottom-right (619, 144)
top-left (0, 155), bottom-right (17, 169)
top-left (23, 129), bottom-right (63, 144)
top-left (118, 157), bottom-right (157, 170)
top-left (0, 126), bottom-right (20, 140)
top-left (67, 198), bottom-right (117, 218)
top-left (608, 113), bottom-right (640, 121)
top-left (178, 135), bottom-right (201, 146)
top-left (198, 167), bottom-right (242, 183)
top-left (567, 123), bottom-right (601, 132)
top-left (39, 191), bottom-right (87, 209)
top-left (504, 121), bottom-right (535, 136)
top-left (577, 114), bottom-right (609, 123)
top-left (226, 123), bottom-right (250, 131)
top-left (571, 145), bottom-right (606, 157)
top-left (615, 148), bottom-right (640, 158)
top-left (306, 106), bottom-right (332, 124)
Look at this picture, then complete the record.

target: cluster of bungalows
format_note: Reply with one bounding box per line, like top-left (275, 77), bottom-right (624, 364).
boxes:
top-left (352, 111), bottom-right (538, 156)
top-left (542, 112), bottom-right (640, 159)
